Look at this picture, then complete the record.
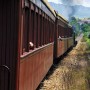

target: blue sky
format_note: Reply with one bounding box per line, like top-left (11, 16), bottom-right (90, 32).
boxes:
top-left (48, 0), bottom-right (90, 7)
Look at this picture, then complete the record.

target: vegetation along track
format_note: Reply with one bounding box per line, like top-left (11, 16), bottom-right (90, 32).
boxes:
top-left (37, 36), bottom-right (90, 90)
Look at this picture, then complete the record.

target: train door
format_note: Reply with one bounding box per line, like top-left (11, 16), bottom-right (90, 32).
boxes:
top-left (0, 0), bottom-right (19, 90)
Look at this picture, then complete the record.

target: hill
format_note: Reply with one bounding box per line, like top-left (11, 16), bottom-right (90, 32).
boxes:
top-left (49, 2), bottom-right (90, 20)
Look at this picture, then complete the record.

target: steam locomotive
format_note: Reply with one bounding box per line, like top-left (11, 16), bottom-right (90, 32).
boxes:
top-left (0, 0), bottom-right (74, 90)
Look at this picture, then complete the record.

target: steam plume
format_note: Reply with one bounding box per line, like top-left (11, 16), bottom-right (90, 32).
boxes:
top-left (61, 0), bottom-right (83, 6)
top-left (60, 0), bottom-right (83, 20)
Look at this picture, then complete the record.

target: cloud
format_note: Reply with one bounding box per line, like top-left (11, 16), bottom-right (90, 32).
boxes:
top-left (59, 0), bottom-right (90, 7)
top-left (48, 0), bottom-right (90, 7)
top-left (82, 0), bottom-right (90, 7)
top-left (48, 0), bottom-right (62, 4)
top-left (61, 0), bottom-right (83, 6)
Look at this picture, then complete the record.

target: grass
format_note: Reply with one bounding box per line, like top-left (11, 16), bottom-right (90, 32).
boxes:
top-left (38, 35), bottom-right (90, 90)
top-left (82, 32), bottom-right (90, 50)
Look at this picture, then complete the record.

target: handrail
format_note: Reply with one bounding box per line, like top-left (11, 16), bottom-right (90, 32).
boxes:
top-left (0, 65), bottom-right (10, 90)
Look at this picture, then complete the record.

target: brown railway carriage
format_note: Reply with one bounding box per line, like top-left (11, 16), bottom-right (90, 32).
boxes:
top-left (0, 0), bottom-right (74, 90)
top-left (0, 0), bottom-right (19, 90)
top-left (0, 0), bottom-right (55, 90)
top-left (54, 13), bottom-right (74, 59)
top-left (19, 0), bottom-right (55, 90)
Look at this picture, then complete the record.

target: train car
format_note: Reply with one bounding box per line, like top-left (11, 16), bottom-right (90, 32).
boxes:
top-left (0, 0), bottom-right (55, 90)
top-left (54, 13), bottom-right (68, 60)
top-left (19, 0), bottom-right (56, 90)
top-left (53, 13), bottom-right (74, 61)
top-left (0, 0), bottom-right (74, 90)
top-left (0, 0), bottom-right (20, 90)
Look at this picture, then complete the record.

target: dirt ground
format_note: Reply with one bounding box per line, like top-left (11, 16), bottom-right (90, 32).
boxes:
top-left (38, 37), bottom-right (90, 90)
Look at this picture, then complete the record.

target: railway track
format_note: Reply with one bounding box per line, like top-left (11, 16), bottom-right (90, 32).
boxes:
top-left (37, 36), bottom-right (90, 90)
top-left (76, 33), bottom-right (84, 42)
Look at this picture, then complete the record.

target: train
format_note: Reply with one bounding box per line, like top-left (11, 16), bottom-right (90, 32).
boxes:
top-left (0, 0), bottom-right (74, 90)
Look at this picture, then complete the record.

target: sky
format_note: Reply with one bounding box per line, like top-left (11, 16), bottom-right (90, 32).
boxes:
top-left (48, 0), bottom-right (90, 7)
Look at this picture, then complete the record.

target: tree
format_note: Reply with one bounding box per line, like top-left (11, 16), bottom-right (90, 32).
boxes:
top-left (81, 23), bottom-right (90, 32)
top-left (70, 17), bottom-right (81, 36)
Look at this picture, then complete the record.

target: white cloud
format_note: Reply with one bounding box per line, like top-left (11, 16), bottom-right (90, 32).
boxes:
top-left (48, 0), bottom-right (90, 7)
top-left (48, 0), bottom-right (62, 4)
top-left (72, 0), bottom-right (90, 7)
top-left (82, 0), bottom-right (90, 7)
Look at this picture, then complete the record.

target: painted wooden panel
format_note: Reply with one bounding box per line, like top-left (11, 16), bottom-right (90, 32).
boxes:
top-left (19, 43), bottom-right (53, 90)
top-left (57, 38), bottom-right (69, 58)
top-left (0, 0), bottom-right (19, 90)
top-left (57, 39), bottom-right (63, 57)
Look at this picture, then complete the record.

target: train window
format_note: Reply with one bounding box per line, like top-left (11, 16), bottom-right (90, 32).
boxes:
top-left (59, 26), bottom-right (61, 37)
top-left (53, 23), bottom-right (54, 41)
top-left (63, 28), bottom-right (65, 38)
top-left (43, 16), bottom-right (47, 45)
top-left (43, 16), bottom-right (46, 45)
top-left (40, 14), bottom-right (42, 46)
top-left (38, 14), bottom-right (40, 46)
top-left (58, 26), bottom-right (59, 38)
top-left (22, 5), bottom-right (55, 55)
top-left (65, 28), bottom-right (67, 37)
top-left (45, 18), bottom-right (47, 44)
top-left (44, 17), bottom-right (46, 44)
top-left (51, 21), bottom-right (53, 42)
top-left (61, 27), bottom-right (63, 38)
top-left (48, 19), bottom-right (50, 43)
top-left (46, 18), bottom-right (48, 44)
top-left (50, 21), bottom-right (52, 42)
top-left (58, 25), bottom-right (60, 38)
top-left (65, 28), bottom-right (67, 38)
top-left (42, 16), bottom-right (44, 45)
top-left (62, 27), bottom-right (64, 38)
top-left (47, 19), bottom-right (49, 43)
top-left (50, 21), bottom-right (53, 42)
top-left (44, 18), bottom-right (46, 44)
top-left (41, 15), bottom-right (43, 45)
top-left (23, 7), bottom-right (29, 53)
top-left (60, 26), bottom-right (62, 38)
top-left (29, 10), bottom-right (34, 50)
top-left (36, 13), bottom-right (38, 48)
top-left (30, 9), bottom-right (38, 49)
top-left (47, 18), bottom-right (49, 43)
top-left (29, 10), bottom-right (39, 49)
top-left (33, 10), bottom-right (36, 48)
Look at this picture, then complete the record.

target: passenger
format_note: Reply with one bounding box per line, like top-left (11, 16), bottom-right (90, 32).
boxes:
top-left (59, 36), bottom-right (62, 41)
top-left (29, 42), bottom-right (34, 50)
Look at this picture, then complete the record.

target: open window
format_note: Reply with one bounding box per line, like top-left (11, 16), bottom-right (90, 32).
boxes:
top-left (23, 7), bottom-right (29, 53)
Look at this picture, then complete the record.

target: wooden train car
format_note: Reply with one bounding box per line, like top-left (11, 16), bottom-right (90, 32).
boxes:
top-left (19, 0), bottom-right (55, 90)
top-left (0, 0), bottom-right (19, 90)
top-left (0, 0), bottom-right (74, 90)
top-left (54, 13), bottom-right (74, 60)
top-left (0, 0), bottom-right (55, 90)
top-left (54, 13), bottom-right (68, 59)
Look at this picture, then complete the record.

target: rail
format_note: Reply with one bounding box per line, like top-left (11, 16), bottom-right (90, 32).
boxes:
top-left (0, 65), bottom-right (10, 90)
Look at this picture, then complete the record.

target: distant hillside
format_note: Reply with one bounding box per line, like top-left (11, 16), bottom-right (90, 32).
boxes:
top-left (49, 2), bottom-right (90, 20)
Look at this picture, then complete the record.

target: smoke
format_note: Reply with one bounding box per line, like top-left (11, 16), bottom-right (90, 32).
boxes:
top-left (61, 0), bottom-right (83, 6)
top-left (60, 0), bottom-right (83, 20)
